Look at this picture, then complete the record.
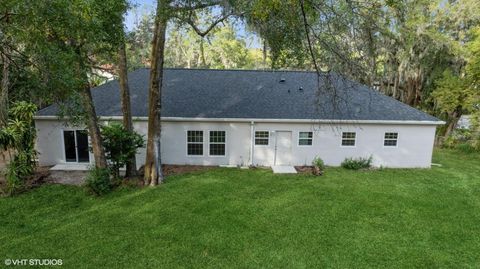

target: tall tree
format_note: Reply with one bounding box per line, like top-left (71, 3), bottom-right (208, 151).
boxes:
top-left (432, 26), bottom-right (480, 138)
top-left (5, 0), bottom-right (127, 168)
top-left (117, 42), bottom-right (137, 176)
top-left (0, 10), bottom-right (12, 127)
top-left (0, 46), bottom-right (9, 127)
top-left (163, 22), bottom-right (254, 69)
top-left (144, 0), bottom-right (235, 186)
top-left (144, 0), bottom-right (168, 186)
top-left (432, 70), bottom-right (469, 137)
top-left (117, 5), bottom-right (137, 177)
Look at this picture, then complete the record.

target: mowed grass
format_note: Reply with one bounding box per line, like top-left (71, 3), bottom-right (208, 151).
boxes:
top-left (1, 150), bottom-right (480, 268)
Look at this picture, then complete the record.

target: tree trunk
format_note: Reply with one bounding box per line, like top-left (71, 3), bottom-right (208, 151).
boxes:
top-left (80, 84), bottom-right (108, 169)
top-left (262, 39), bottom-right (267, 68)
top-left (200, 38), bottom-right (207, 67)
top-left (443, 109), bottom-right (462, 138)
top-left (117, 42), bottom-right (137, 177)
top-left (0, 50), bottom-right (9, 127)
top-left (144, 2), bottom-right (167, 186)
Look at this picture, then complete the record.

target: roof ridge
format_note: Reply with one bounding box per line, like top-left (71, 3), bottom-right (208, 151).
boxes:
top-left (134, 67), bottom-right (321, 74)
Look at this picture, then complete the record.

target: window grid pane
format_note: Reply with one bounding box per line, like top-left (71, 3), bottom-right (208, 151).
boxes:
top-left (187, 144), bottom-right (203, 155)
top-left (299, 139), bottom-right (312, 146)
top-left (342, 132), bottom-right (356, 139)
top-left (255, 131), bottom-right (269, 145)
top-left (209, 131), bottom-right (226, 156)
top-left (209, 131), bottom-right (225, 143)
top-left (299, 132), bottom-right (313, 145)
top-left (385, 133), bottom-right (398, 139)
top-left (384, 132), bottom-right (398, 147)
top-left (384, 140), bottom-right (397, 146)
top-left (209, 144), bottom-right (225, 156)
top-left (342, 132), bottom-right (356, 146)
top-left (187, 131), bottom-right (203, 143)
top-left (187, 131), bottom-right (203, 155)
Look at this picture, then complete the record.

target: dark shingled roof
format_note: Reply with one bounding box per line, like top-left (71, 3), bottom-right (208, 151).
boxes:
top-left (37, 68), bottom-right (441, 122)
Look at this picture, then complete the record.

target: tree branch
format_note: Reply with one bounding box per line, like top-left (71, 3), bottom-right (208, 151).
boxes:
top-left (300, 0), bottom-right (320, 75)
top-left (0, 12), bottom-right (18, 22)
top-left (169, 1), bottom-right (222, 12)
top-left (185, 12), bottom-right (235, 37)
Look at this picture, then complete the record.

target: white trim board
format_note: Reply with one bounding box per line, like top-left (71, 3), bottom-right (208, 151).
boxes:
top-left (34, 115), bottom-right (445, 125)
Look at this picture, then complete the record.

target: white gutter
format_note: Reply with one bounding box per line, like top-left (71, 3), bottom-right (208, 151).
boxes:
top-left (34, 115), bottom-right (445, 125)
top-left (250, 121), bottom-right (254, 166)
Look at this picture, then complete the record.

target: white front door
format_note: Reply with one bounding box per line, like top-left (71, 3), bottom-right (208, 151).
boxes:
top-left (275, 131), bottom-right (292, 165)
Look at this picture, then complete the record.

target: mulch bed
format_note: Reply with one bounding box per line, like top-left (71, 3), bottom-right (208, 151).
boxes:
top-left (162, 164), bottom-right (216, 177)
top-left (137, 164), bottom-right (216, 178)
top-left (0, 167), bottom-right (51, 196)
top-left (26, 167), bottom-right (51, 188)
top-left (295, 166), bottom-right (315, 174)
top-left (295, 166), bottom-right (324, 176)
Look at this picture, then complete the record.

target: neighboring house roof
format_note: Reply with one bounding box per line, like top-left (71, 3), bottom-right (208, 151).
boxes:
top-left (37, 68), bottom-right (442, 122)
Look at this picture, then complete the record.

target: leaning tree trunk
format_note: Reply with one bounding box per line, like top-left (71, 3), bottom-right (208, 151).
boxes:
top-left (74, 45), bottom-right (107, 169)
top-left (80, 84), bottom-right (108, 169)
top-left (117, 42), bottom-right (137, 177)
top-left (0, 50), bottom-right (9, 127)
top-left (443, 109), bottom-right (462, 138)
top-left (199, 38), bottom-right (207, 67)
top-left (262, 39), bottom-right (268, 68)
top-left (144, 5), bottom-right (167, 186)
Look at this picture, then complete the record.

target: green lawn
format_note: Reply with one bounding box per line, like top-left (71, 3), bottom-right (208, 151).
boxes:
top-left (1, 150), bottom-right (480, 268)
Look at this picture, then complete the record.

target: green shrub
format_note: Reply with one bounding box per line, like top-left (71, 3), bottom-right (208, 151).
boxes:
top-left (0, 102), bottom-right (37, 195)
top-left (101, 123), bottom-right (144, 179)
top-left (5, 160), bottom-right (25, 195)
top-left (442, 135), bottom-right (458, 149)
top-left (456, 143), bottom-right (476, 153)
top-left (4, 152), bottom-right (35, 195)
top-left (85, 167), bottom-right (112, 196)
top-left (341, 156), bottom-right (373, 170)
top-left (441, 128), bottom-right (480, 152)
top-left (312, 157), bottom-right (325, 170)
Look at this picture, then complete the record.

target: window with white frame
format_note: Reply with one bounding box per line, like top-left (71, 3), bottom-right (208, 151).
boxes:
top-left (187, 130), bottom-right (203, 155)
top-left (255, 131), bottom-right (269, 145)
top-left (209, 131), bottom-right (226, 156)
top-left (298, 132), bottom-right (313, 145)
top-left (341, 132), bottom-right (356, 146)
top-left (384, 132), bottom-right (398, 147)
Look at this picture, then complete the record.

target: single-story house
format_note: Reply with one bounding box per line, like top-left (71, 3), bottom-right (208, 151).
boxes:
top-left (34, 68), bottom-right (444, 169)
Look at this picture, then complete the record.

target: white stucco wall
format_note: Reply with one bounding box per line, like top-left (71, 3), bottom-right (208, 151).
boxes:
top-left (35, 119), bottom-right (438, 168)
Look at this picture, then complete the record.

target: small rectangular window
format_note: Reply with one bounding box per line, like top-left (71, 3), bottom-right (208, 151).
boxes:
top-left (187, 130), bottom-right (203, 155)
top-left (255, 131), bottom-right (269, 145)
top-left (341, 132), bottom-right (356, 146)
top-left (209, 131), bottom-right (226, 156)
top-left (384, 132), bottom-right (398, 147)
top-left (299, 132), bottom-right (313, 145)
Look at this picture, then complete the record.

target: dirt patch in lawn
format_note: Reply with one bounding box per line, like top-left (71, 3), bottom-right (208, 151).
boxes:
top-left (47, 170), bottom-right (88, 186)
top-left (1, 164), bottom-right (218, 188)
top-left (138, 164), bottom-right (216, 178)
top-left (295, 166), bottom-right (314, 174)
top-left (45, 165), bottom-right (217, 186)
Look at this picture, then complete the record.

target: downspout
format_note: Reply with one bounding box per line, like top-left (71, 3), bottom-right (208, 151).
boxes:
top-left (250, 121), bottom-right (255, 166)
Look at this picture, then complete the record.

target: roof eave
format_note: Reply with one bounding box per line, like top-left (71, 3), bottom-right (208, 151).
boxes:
top-left (34, 115), bottom-right (446, 125)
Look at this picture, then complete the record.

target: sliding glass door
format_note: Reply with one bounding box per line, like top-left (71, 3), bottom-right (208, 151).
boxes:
top-left (63, 130), bottom-right (90, 163)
